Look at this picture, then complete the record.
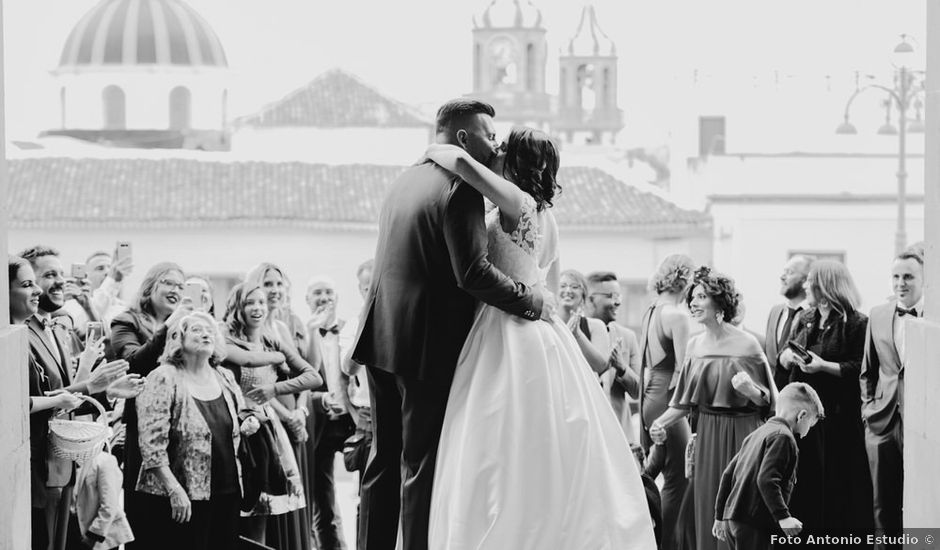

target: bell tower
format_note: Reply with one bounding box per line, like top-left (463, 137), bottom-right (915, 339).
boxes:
top-left (557, 4), bottom-right (622, 144)
top-left (468, 0), bottom-right (551, 128)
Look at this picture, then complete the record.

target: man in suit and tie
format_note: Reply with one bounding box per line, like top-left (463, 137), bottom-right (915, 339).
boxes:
top-left (585, 271), bottom-right (642, 443)
top-left (19, 246), bottom-right (129, 550)
top-left (306, 275), bottom-right (355, 550)
top-left (764, 255), bottom-right (814, 390)
top-left (352, 99), bottom-right (549, 550)
top-left (861, 247), bottom-right (924, 547)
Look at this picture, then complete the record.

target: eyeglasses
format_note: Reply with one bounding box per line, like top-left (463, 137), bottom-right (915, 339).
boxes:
top-left (159, 279), bottom-right (185, 291)
top-left (187, 324), bottom-right (212, 336)
top-left (559, 283), bottom-right (583, 291)
top-left (590, 292), bottom-right (622, 301)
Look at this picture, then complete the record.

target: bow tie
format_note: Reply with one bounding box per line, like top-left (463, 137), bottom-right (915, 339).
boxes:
top-left (896, 306), bottom-right (918, 318)
top-left (38, 317), bottom-right (54, 329)
top-left (319, 325), bottom-right (340, 336)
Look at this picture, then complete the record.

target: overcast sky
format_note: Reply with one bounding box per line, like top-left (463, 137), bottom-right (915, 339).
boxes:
top-left (1, 0), bottom-right (927, 142)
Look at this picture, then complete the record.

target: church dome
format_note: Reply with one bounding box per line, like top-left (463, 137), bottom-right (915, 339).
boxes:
top-left (566, 5), bottom-right (616, 57)
top-left (474, 0), bottom-right (543, 29)
top-left (58, 0), bottom-right (227, 69)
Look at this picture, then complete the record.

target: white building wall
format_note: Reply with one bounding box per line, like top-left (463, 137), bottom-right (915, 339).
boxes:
top-left (55, 70), bottom-right (229, 130)
top-left (672, 75), bottom-right (927, 158)
top-left (9, 225), bottom-right (709, 327)
top-left (709, 201), bottom-right (926, 333)
top-left (231, 127), bottom-right (432, 164)
top-left (558, 229), bottom-right (712, 284)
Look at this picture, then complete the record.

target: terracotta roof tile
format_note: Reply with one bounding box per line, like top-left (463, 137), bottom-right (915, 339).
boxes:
top-left (236, 68), bottom-right (432, 129)
top-left (7, 157), bottom-right (710, 231)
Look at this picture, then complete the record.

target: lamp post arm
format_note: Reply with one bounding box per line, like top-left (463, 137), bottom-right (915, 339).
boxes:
top-left (842, 83), bottom-right (905, 118)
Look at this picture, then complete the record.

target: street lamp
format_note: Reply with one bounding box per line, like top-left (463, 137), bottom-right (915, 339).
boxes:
top-left (836, 34), bottom-right (926, 255)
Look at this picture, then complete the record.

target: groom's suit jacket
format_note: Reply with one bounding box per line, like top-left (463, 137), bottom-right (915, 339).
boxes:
top-left (860, 300), bottom-right (906, 436)
top-left (353, 160), bottom-right (541, 382)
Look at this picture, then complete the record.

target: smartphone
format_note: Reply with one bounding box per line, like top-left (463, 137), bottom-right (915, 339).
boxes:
top-left (183, 282), bottom-right (204, 309)
top-left (787, 340), bottom-right (813, 363)
top-left (86, 321), bottom-right (104, 344)
top-left (71, 263), bottom-right (87, 279)
top-left (115, 241), bottom-right (132, 262)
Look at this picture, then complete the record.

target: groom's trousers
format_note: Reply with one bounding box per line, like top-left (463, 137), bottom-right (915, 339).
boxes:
top-left (358, 366), bottom-right (454, 550)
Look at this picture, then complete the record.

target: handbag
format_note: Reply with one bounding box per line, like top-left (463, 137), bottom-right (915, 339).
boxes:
top-left (342, 431), bottom-right (371, 473)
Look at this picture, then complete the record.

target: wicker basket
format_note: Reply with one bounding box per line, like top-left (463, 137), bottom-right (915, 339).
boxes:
top-left (48, 394), bottom-right (109, 465)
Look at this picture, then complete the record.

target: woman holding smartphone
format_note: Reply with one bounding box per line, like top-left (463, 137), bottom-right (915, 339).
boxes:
top-left (777, 260), bottom-right (873, 537)
top-left (110, 262), bottom-right (194, 550)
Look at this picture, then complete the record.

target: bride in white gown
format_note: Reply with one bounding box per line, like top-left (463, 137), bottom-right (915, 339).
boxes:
top-left (424, 128), bottom-right (657, 550)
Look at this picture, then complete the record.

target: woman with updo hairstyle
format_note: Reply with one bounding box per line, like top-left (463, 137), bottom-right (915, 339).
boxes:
top-left (777, 259), bottom-right (873, 536)
top-left (638, 254), bottom-right (695, 549)
top-left (648, 266), bottom-right (776, 550)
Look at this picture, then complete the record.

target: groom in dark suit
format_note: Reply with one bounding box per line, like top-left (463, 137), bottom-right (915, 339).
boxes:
top-left (861, 247), bottom-right (924, 549)
top-left (352, 99), bottom-right (549, 550)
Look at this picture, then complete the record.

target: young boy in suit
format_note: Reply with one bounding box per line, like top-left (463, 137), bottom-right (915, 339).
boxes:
top-left (713, 382), bottom-right (825, 549)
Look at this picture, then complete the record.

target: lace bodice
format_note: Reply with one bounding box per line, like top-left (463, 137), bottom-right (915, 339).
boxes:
top-left (485, 195), bottom-right (558, 287)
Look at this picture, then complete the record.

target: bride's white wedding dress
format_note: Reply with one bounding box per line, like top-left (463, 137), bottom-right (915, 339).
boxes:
top-left (428, 196), bottom-right (657, 550)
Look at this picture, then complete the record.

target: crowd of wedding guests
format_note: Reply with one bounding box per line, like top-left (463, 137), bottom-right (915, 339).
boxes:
top-left (11, 246), bottom-right (373, 550)
top-left (9, 238), bottom-right (925, 550)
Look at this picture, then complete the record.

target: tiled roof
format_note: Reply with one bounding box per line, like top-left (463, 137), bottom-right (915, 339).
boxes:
top-left (236, 68), bottom-right (432, 129)
top-left (7, 157), bottom-right (710, 231)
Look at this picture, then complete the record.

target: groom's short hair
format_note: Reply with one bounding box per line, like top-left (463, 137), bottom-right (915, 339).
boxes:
top-left (435, 99), bottom-right (496, 134)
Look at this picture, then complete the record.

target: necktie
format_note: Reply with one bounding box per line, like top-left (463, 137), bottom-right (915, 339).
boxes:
top-left (777, 307), bottom-right (798, 352)
top-left (896, 307), bottom-right (918, 318)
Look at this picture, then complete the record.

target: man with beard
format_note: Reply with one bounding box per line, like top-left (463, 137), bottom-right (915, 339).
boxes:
top-left (585, 271), bottom-right (641, 443)
top-left (18, 246), bottom-right (130, 550)
top-left (352, 99), bottom-right (547, 550)
top-left (763, 255), bottom-right (814, 391)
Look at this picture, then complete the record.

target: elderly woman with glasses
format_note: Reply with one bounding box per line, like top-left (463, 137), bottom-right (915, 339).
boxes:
top-left (110, 262), bottom-right (195, 550)
top-left (135, 311), bottom-right (260, 550)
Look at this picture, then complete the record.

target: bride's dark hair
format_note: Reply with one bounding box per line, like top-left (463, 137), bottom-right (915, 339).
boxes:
top-left (501, 126), bottom-right (560, 211)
